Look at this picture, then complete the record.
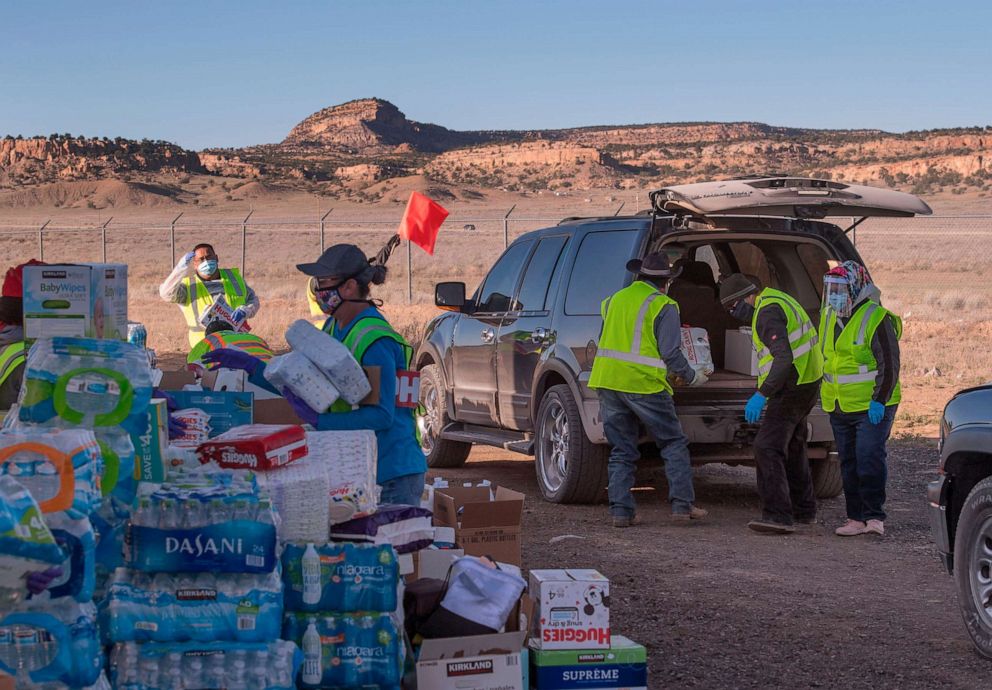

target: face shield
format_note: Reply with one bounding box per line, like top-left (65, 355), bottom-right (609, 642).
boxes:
top-left (823, 275), bottom-right (853, 318)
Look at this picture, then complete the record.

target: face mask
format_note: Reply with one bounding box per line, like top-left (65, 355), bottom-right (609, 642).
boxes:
top-left (827, 292), bottom-right (849, 314)
top-left (729, 301), bottom-right (755, 323)
top-left (197, 259), bottom-right (218, 278)
top-left (315, 286), bottom-right (344, 315)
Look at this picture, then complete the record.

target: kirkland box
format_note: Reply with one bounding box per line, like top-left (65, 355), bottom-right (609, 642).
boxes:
top-left (433, 485), bottom-right (524, 566)
top-left (417, 631), bottom-right (527, 690)
top-left (530, 636), bottom-right (647, 689)
top-left (530, 569), bottom-right (611, 650)
top-left (23, 263), bottom-right (128, 342)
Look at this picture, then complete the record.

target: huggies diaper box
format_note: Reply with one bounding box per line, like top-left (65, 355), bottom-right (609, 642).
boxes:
top-left (530, 569), bottom-right (611, 650)
top-left (23, 264), bottom-right (128, 342)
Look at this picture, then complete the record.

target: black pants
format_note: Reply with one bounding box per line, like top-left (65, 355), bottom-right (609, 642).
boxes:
top-left (753, 382), bottom-right (819, 525)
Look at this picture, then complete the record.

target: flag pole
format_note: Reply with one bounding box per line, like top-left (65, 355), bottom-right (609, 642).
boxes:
top-left (407, 239), bottom-right (413, 303)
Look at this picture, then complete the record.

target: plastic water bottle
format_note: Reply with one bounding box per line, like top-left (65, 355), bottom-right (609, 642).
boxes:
top-left (302, 618), bottom-right (323, 685)
top-left (207, 652), bottom-right (227, 688)
top-left (301, 543), bottom-right (322, 606)
top-left (249, 649), bottom-right (269, 689)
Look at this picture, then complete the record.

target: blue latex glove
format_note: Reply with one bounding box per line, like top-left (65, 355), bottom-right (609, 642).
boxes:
top-left (283, 389), bottom-right (319, 427)
top-left (153, 388), bottom-right (178, 413)
top-left (26, 567), bottom-right (63, 595)
top-left (181, 251), bottom-right (195, 267)
top-left (868, 401), bottom-right (885, 425)
top-left (744, 392), bottom-right (767, 424)
top-left (231, 308), bottom-right (247, 323)
top-left (201, 348), bottom-right (263, 375)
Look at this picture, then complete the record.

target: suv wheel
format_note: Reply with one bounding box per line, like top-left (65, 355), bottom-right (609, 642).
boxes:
top-left (954, 476), bottom-right (992, 659)
top-left (417, 364), bottom-right (471, 468)
top-left (810, 453), bottom-right (843, 499)
top-left (535, 384), bottom-right (608, 504)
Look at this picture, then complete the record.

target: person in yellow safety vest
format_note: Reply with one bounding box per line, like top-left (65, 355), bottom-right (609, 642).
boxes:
top-left (589, 252), bottom-right (709, 528)
top-left (819, 261), bottom-right (900, 538)
top-left (0, 297), bottom-right (26, 410)
top-left (202, 242), bottom-right (427, 507)
top-left (187, 320), bottom-right (274, 369)
top-left (719, 273), bottom-right (823, 535)
top-left (305, 277), bottom-right (328, 325)
top-left (159, 243), bottom-right (260, 349)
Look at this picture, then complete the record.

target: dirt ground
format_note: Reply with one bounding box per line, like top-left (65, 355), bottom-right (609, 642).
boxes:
top-left (437, 438), bottom-right (989, 688)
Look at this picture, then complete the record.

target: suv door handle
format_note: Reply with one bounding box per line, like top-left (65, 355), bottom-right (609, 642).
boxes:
top-left (530, 327), bottom-right (549, 344)
top-left (481, 328), bottom-right (495, 343)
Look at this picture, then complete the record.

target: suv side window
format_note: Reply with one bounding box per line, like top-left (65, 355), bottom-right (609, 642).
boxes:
top-left (729, 241), bottom-right (773, 289)
top-left (565, 230), bottom-right (639, 315)
top-left (476, 240), bottom-right (534, 313)
top-left (514, 236), bottom-right (568, 312)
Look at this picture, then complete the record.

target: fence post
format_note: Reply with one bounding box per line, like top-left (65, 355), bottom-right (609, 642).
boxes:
top-left (241, 210), bottom-right (253, 272)
top-left (170, 213), bottom-right (183, 266)
top-left (319, 209), bottom-right (333, 253)
top-left (614, 202), bottom-right (625, 216)
top-left (503, 204), bottom-right (516, 249)
top-left (101, 217), bottom-right (113, 263)
top-left (38, 220), bottom-right (50, 260)
top-left (852, 216), bottom-right (857, 246)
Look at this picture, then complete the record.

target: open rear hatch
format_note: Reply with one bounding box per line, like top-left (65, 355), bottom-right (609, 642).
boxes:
top-left (650, 177), bottom-right (932, 220)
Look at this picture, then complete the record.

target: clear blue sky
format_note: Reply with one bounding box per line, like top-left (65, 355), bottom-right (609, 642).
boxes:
top-left (3, 0), bottom-right (989, 150)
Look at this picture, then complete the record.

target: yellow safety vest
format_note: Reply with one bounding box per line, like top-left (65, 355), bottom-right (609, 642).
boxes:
top-left (751, 288), bottom-right (823, 388)
top-left (0, 341), bottom-right (26, 388)
top-left (178, 268), bottom-right (249, 348)
top-left (187, 332), bottom-right (274, 366)
top-left (306, 280), bottom-right (326, 325)
top-left (589, 281), bottom-right (677, 395)
top-left (819, 300), bottom-right (902, 413)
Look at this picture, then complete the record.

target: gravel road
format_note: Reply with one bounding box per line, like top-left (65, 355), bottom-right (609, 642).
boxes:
top-left (440, 438), bottom-right (989, 688)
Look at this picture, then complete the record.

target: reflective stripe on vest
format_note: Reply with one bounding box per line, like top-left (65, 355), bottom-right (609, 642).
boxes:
top-left (818, 300), bottom-right (902, 413)
top-left (0, 341), bottom-right (26, 388)
top-left (180, 269), bottom-right (249, 348)
top-left (751, 288), bottom-right (822, 387)
top-left (589, 281), bottom-right (676, 395)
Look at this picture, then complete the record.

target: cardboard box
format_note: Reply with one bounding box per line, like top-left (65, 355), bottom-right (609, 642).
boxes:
top-left (166, 390), bottom-right (253, 437)
top-left (724, 328), bottom-right (759, 376)
top-left (132, 398), bottom-right (169, 482)
top-left (530, 570), bottom-right (611, 650)
top-left (530, 635), bottom-right (647, 689)
top-left (433, 486), bottom-right (525, 566)
top-left (0, 672), bottom-right (13, 690)
top-left (411, 548), bottom-right (465, 581)
top-left (417, 631), bottom-right (527, 690)
top-left (23, 263), bottom-right (128, 342)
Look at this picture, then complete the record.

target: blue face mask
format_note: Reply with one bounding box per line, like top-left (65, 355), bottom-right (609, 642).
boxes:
top-left (197, 259), bottom-right (218, 277)
top-left (827, 292), bottom-right (849, 314)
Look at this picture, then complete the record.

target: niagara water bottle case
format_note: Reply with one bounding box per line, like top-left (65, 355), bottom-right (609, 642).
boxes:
top-left (281, 542), bottom-right (399, 613)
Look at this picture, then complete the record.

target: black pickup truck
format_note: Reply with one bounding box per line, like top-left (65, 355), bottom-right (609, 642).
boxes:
top-left (414, 177), bottom-right (932, 504)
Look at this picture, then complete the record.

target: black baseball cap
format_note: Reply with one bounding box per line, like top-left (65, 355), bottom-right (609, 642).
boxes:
top-left (296, 244), bottom-right (370, 278)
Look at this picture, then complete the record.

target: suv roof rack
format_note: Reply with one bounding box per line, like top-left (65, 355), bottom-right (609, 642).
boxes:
top-left (556, 215), bottom-right (636, 226)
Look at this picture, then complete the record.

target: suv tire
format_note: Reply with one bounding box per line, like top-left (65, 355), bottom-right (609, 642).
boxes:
top-left (418, 364), bottom-right (471, 468)
top-left (954, 476), bottom-right (992, 659)
top-left (535, 384), bottom-right (608, 504)
top-left (810, 454), bottom-right (843, 499)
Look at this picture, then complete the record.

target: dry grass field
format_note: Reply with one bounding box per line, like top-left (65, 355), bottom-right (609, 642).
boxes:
top-left (0, 200), bottom-right (988, 436)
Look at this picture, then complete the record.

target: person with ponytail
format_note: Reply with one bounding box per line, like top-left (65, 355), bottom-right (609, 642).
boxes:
top-left (204, 236), bottom-right (427, 506)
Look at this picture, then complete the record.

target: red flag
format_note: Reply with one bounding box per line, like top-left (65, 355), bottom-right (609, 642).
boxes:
top-left (398, 192), bottom-right (448, 256)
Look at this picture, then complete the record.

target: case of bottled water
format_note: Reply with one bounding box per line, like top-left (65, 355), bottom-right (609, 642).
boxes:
top-left (0, 476), bottom-right (65, 597)
top-left (95, 426), bottom-right (138, 505)
top-left (0, 599), bottom-right (103, 687)
top-left (39, 513), bottom-right (97, 603)
top-left (124, 475), bottom-right (278, 574)
top-left (109, 639), bottom-right (301, 690)
top-left (102, 568), bottom-right (284, 643)
top-left (0, 427), bottom-right (103, 520)
top-left (282, 612), bottom-right (401, 690)
top-left (281, 542), bottom-right (398, 614)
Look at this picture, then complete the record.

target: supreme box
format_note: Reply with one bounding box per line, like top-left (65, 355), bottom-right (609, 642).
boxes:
top-left (530, 569), bottom-right (611, 650)
top-left (530, 635), bottom-right (647, 689)
top-left (417, 631), bottom-right (527, 690)
top-left (197, 424), bottom-right (307, 471)
top-left (23, 263), bottom-right (128, 342)
top-left (132, 398), bottom-right (169, 482)
top-left (433, 485), bottom-right (524, 566)
top-left (724, 328), bottom-right (759, 376)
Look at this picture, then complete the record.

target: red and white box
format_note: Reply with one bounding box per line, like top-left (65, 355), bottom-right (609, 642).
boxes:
top-left (529, 569), bottom-right (611, 650)
top-left (197, 424), bottom-right (307, 471)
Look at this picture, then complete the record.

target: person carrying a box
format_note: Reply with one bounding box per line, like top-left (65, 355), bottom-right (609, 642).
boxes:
top-left (720, 273), bottom-right (823, 535)
top-left (819, 261), bottom-right (901, 538)
top-left (159, 243), bottom-right (260, 349)
top-left (203, 240), bottom-right (427, 507)
top-left (589, 252), bottom-right (709, 528)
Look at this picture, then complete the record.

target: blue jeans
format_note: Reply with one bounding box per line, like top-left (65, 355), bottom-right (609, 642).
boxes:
top-left (379, 472), bottom-right (426, 506)
top-left (598, 389), bottom-right (694, 517)
top-left (829, 405), bottom-right (897, 522)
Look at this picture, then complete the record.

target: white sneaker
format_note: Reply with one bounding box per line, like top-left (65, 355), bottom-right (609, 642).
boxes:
top-left (834, 519), bottom-right (867, 537)
top-left (865, 519), bottom-right (885, 536)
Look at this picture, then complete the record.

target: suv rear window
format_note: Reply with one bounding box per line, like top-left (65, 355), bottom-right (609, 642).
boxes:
top-left (565, 230), bottom-right (639, 315)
